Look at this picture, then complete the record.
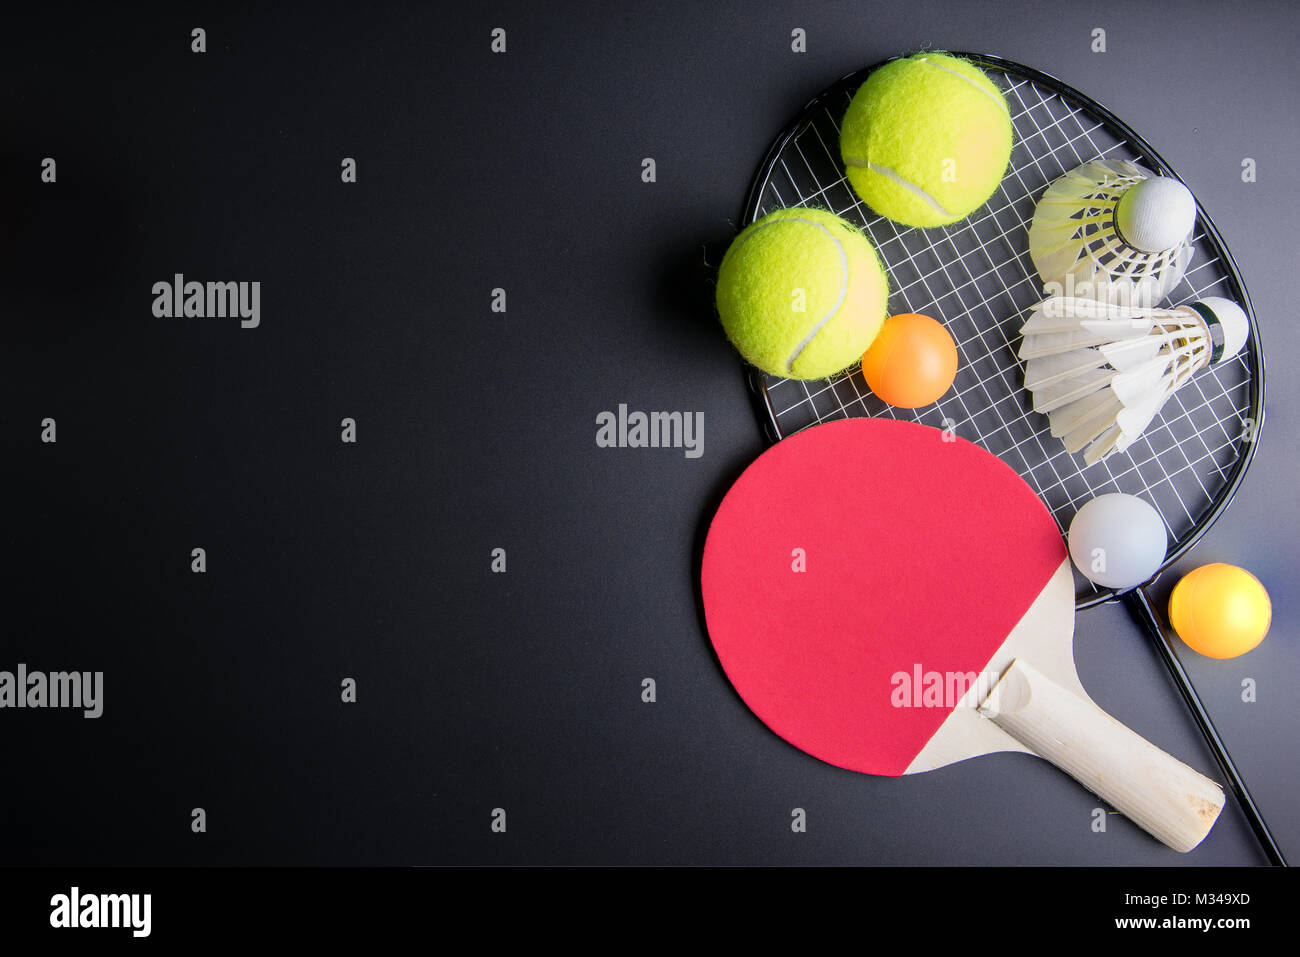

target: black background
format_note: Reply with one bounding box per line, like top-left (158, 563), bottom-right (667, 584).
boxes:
top-left (3, 1), bottom-right (1296, 865)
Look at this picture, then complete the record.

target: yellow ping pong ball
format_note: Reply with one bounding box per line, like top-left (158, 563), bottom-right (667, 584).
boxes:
top-left (1168, 563), bottom-right (1271, 659)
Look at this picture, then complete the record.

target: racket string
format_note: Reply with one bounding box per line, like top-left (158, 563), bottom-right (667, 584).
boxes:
top-left (752, 64), bottom-right (1258, 603)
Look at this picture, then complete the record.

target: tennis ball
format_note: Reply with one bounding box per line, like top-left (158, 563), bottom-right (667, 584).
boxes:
top-left (1169, 564), bottom-right (1271, 660)
top-left (716, 208), bottom-right (889, 380)
top-left (840, 52), bottom-right (1013, 228)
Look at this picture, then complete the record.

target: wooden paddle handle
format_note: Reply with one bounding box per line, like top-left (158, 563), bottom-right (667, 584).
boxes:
top-left (978, 659), bottom-right (1224, 852)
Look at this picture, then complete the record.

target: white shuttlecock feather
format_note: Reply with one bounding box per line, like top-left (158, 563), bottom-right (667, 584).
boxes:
top-left (1019, 296), bottom-right (1248, 464)
top-left (1028, 160), bottom-right (1196, 306)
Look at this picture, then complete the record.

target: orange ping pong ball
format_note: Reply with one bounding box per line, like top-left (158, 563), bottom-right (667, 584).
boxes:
top-left (861, 313), bottom-right (958, 408)
top-left (1168, 563), bottom-right (1272, 659)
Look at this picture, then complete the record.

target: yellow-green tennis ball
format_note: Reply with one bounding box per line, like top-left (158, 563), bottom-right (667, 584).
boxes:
top-left (840, 52), bottom-right (1013, 228)
top-left (716, 208), bottom-right (889, 380)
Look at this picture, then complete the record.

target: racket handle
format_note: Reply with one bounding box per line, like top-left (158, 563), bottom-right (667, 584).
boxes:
top-left (979, 659), bottom-right (1224, 853)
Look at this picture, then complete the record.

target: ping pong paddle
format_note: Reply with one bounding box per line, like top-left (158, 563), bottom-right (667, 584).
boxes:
top-left (701, 417), bottom-right (1224, 852)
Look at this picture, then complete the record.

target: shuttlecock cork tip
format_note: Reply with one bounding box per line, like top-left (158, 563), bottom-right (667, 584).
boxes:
top-left (1115, 176), bottom-right (1196, 253)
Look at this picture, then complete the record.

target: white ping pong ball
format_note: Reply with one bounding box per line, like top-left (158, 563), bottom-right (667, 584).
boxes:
top-left (1067, 493), bottom-right (1168, 590)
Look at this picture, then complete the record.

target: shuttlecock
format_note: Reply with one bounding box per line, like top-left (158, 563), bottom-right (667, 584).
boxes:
top-left (1028, 160), bottom-right (1196, 306)
top-left (1019, 296), bottom-right (1248, 464)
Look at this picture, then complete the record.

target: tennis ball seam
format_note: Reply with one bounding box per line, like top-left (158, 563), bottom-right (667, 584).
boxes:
top-left (840, 159), bottom-right (954, 219)
top-left (729, 215), bottom-right (850, 374)
top-left (915, 56), bottom-right (1011, 116)
top-left (716, 207), bottom-right (889, 380)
